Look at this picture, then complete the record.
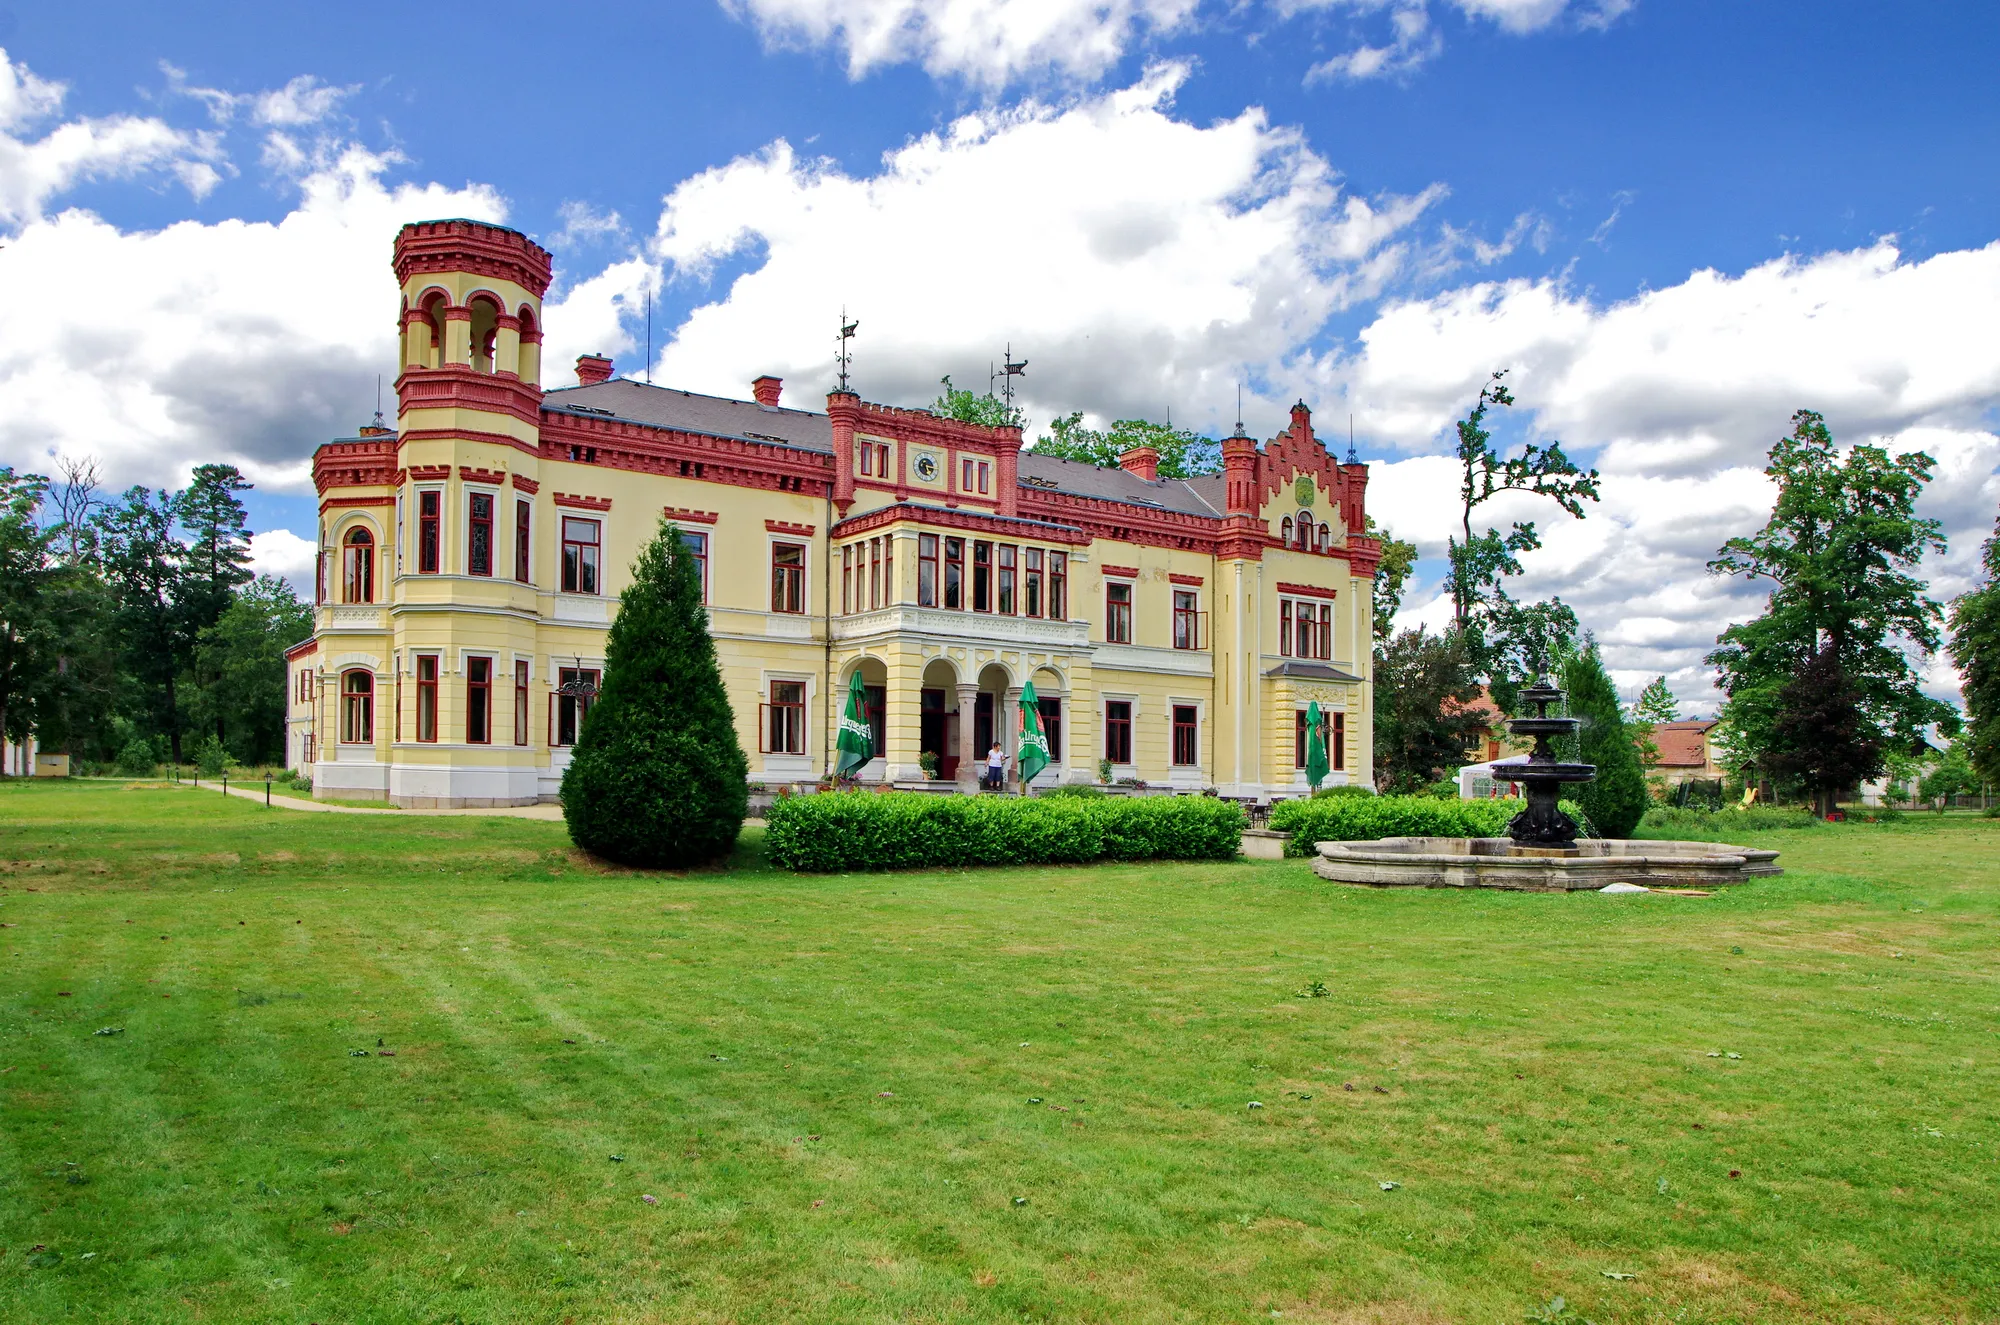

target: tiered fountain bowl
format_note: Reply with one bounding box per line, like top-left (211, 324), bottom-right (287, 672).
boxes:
top-left (1311, 679), bottom-right (1781, 893)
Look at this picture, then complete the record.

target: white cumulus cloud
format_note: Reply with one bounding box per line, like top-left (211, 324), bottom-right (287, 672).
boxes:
top-left (0, 48), bottom-right (225, 227)
top-left (648, 63), bottom-right (1442, 424)
top-left (1298, 0), bottom-right (1632, 82)
top-left (721, 0), bottom-right (1199, 85)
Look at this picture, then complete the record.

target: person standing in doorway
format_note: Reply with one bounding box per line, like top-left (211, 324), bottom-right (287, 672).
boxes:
top-left (984, 742), bottom-right (1007, 792)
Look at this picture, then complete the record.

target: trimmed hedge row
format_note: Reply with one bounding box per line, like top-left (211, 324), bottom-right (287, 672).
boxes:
top-left (1266, 794), bottom-right (1583, 857)
top-left (764, 791), bottom-right (1247, 872)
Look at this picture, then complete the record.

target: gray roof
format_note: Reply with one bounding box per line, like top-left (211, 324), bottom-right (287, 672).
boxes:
top-left (543, 379), bottom-right (833, 453)
top-left (1264, 661), bottom-right (1364, 683)
top-left (540, 378), bottom-right (1224, 518)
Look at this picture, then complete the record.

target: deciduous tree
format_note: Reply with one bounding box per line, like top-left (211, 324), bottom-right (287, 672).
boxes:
top-left (1762, 642), bottom-right (1880, 817)
top-left (1364, 516), bottom-right (1417, 645)
top-left (1948, 514), bottom-right (2000, 788)
top-left (0, 468), bottom-right (56, 758)
top-left (1032, 413), bottom-right (1220, 478)
top-left (1558, 642), bottom-right (1649, 837)
top-left (1372, 627), bottom-right (1486, 794)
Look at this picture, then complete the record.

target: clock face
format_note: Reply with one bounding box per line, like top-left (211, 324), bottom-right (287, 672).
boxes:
top-left (913, 453), bottom-right (940, 481)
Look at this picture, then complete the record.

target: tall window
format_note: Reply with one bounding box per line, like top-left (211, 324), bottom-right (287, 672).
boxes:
top-left (1280, 598), bottom-right (1333, 659)
top-left (770, 542), bottom-right (805, 613)
top-left (882, 534), bottom-right (892, 606)
top-left (515, 500), bottom-right (532, 582)
top-left (961, 458), bottom-right (974, 492)
top-left (466, 657), bottom-right (492, 744)
top-left (944, 537), bottom-right (965, 609)
top-left (1173, 590), bottom-right (1199, 650)
top-left (342, 527), bottom-right (374, 603)
top-left (972, 541), bottom-right (992, 612)
top-left (340, 670), bottom-right (372, 744)
top-left (467, 493), bottom-right (493, 576)
top-left (556, 668), bottom-right (598, 746)
top-left (415, 655), bottom-right (438, 742)
top-left (1104, 700), bottom-right (1132, 765)
top-left (1172, 705), bottom-right (1198, 767)
top-left (1038, 696), bottom-right (1063, 765)
top-left (977, 461), bottom-right (990, 494)
top-left (418, 490), bottom-right (440, 573)
top-left (1024, 548), bottom-right (1043, 617)
top-left (1281, 516), bottom-right (1294, 545)
top-left (918, 533), bottom-right (939, 607)
top-left (680, 529), bottom-right (708, 604)
top-left (997, 545), bottom-right (1017, 614)
top-left (1331, 710), bottom-right (1346, 770)
top-left (1106, 581), bottom-right (1133, 644)
top-left (514, 660), bottom-right (529, 746)
top-left (869, 538), bottom-right (882, 609)
top-left (841, 545), bottom-right (853, 614)
top-left (561, 518), bottom-right (600, 594)
top-left (1049, 552), bottom-right (1067, 620)
top-left (765, 680), bottom-right (806, 754)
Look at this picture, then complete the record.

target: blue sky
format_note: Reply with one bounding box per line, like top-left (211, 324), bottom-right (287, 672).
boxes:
top-left (2, 0), bottom-right (1996, 710)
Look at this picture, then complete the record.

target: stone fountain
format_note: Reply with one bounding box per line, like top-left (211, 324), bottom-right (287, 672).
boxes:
top-left (1310, 678), bottom-right (1781, 892)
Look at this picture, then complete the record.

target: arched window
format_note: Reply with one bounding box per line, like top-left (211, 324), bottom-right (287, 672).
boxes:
top-left (343, 527), bottom-right (375, 603)
top-left (340, 670), bottom-right (374, 744)
top-left (417, 291), bottom-right (448, 369)
top-left (468, 295), bottom-right (502, 374)
top-left (517, 305), bottom-right (542, 385)
top-left (1280, 516), bottom-right (1293, 545)
top-left (1317, 521), bottom-right (1331, 553)
top-left (1296, 511), bottom-right (1314, 548)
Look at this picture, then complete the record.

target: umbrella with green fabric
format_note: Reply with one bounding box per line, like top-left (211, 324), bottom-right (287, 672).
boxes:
top-left (1017, 679), bottom-right (1051, 791)
top-left (1304, 699), bottom-right (1330, 791)
top-left (832, 670), bottom-right (874, 781)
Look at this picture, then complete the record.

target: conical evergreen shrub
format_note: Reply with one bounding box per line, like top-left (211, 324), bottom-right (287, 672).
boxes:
top-left (561, 519), bottom-right (748, 866)
top-left (1559, 643), bottom-right (1650, 838)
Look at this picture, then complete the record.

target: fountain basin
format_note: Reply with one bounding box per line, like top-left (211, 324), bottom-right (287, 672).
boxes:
top-left (1311, 837), bottom-right (1781, 892)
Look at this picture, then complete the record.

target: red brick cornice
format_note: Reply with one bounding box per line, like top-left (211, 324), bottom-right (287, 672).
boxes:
top-left (458, 465), bottom-right (506, 486)
top-left (1169, 572), bottom-right (1205, 586)
top-left (1276, 581), bottom-right (1339, 600)
top-left (830, 502), bottom-right (1089, 545)
top-left (312, 438), bottom-right (398, 495)
top-left (766, 519), bottom-right (816, 536)
top-left (394, 220), bottom-right (553, 299)
top-left (407, 464), bottom-right (451, 481)
top-left (509, 474), bottom-right (540, 494)
top-left (663, 507), bottom-right (719, 524)
top-left (395, 366), bottom-right (543, 428)
top-left (554, 493), bottom-right (612, 511)
top-left (320, 495), bottom-right (395, 512)
top-left (1101, 564), bottom-right (1139, 578)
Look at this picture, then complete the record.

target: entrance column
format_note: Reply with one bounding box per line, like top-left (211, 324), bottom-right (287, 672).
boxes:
top-left (955, 683), bottom-right (979, 793)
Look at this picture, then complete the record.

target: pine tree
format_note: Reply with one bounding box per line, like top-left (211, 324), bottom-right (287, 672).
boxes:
top-left (561, 520), bottom-right (748, 867)
top-left (1948, 515), bottom-right (2000, 789)
top-left (1559, 643), bottom-right (1649, 838)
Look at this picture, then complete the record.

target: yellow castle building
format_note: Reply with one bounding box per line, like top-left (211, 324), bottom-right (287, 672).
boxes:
top-left (289, 220), bottom-right (1383, 806)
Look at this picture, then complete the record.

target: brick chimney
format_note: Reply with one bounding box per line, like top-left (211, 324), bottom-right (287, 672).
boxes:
top-left (1117, 445), bottom-right (1160, 482)
top-left (575, 354), bottom-right (614, 386)
top-left (752, 375), bottom-right (783, 407)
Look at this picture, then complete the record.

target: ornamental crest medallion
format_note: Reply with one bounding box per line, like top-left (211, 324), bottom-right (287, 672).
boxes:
top-left (1294, 474), bottom-right (1316, 507)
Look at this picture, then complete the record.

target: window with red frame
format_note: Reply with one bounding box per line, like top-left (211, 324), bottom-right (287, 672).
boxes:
top-left (1293, 709), bottom-right (1345, 769)
top-left (971, 541), bottom-right (992, 612)
top-left (1024, 548), bottom-right (1043, 617)
top-left (997, 544), bottom-right (1016, 614)
top-left (466, 657), bottom-right (492, 744)
top-left (1171, 705), bottom-right (1199, 767)
top-left (1173, 590), bottom-right (1200, 650)
top-left (944, 536), bottom-right (965, 609)
top-left (417, 490), bottom-right (440, 573)
top-left (340, 670), bottom-right (372, 744)
top-left (415, 655), bottom-right (438, 742)
top-left (977, 461), bottom-right (990, 494)
top-left (467, 493), bottom-right (493, 576)
top-left (514, 660), bottom-right (529, 746)
top-left (918, 533), bottom-right (939, 606)
top-left (840, 544), bottom-right (853, 614)
top-left (1105, 581), bottom-right (1132, 643)
top-left (770, 542), bottom-right (806, 613)
top-left (1104, 700), bottom-right (1132, 764)
top-left (343, 527), bottom-right (374, 603)
top-left (515, 500), bottom-right (532, 582)
top-left (869, 537), bottom-right (882, 609)
top-left (561, 518), bottom-right (600, 594)
top-left (679, 529), bottom-right (708, 604)
top-left (764, 680), bottom-right (806, 754)
top-left (1049, 552), bottom-right (1067, 619)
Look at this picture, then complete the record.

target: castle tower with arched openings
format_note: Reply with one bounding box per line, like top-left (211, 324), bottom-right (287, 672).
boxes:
top-left (295, 219), bottom-right (1377, 807)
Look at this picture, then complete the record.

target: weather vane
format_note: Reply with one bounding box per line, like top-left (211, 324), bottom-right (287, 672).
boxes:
top-left (996, 343), bottom-right (1027, 410)
top-left (835, 309), bottom-right (858, 392)
top-left (1348, 413), bottom-right (1358, 464)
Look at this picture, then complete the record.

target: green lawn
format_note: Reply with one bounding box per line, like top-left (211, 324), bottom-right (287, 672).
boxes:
top-left (2, 781), bottom-right (1996, 1324)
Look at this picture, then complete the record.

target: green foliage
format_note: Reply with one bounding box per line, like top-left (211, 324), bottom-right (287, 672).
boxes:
top-left (561, 518), bottom-right (749, 867)
top-left (191, 575), bottom-right (311, 765)
top-left (1311, 783), bottom-right (1376, 799)
top-left (1633, 676), bottom-right (1679, 725)
top-left (1038, 784), bottom-right (1107, 799)
top-left (1363, 515), bottom-right (1418, 644)
top-left (764, 791), bottom-right (1245, 871)
top-left (114, 737), bottom-right (158, 777)
top-left (0, 466), bottom-right (57, 749)
top-left (1484, 598), bottom-right (1581, 712)
top-left (1269, 793), bottom-right (1522, 855)
top-left (1031, 413), bottom-right (1220, 479)
top-left (1559, 644), bottom-right (1650, 838)
top-left (1948, 514), bottom-right (2000, 788)
top-left (1636, 804), bottom-right (1822, 835)
top-left (931, 376), bottom-right (1022, 429)
top-left (1709, 409), bottom-right (1957, 795)
top-left (192, 734), bottom-right (229, 777)
top-left (1764, 643), bottom-right (1881, 817)
top-left (1444, 371), bottom-right (1600, 632)
top-left (1918, 743), bottom-right (1981, 809)
top-left (1372, 626), bottom-right (1486, 793)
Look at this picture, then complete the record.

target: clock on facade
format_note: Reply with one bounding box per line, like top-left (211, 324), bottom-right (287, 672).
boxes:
top-left (913, 452), bottom-right (940, 481)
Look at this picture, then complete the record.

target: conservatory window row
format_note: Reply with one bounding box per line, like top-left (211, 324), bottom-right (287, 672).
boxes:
top-left (332, 661), bottom-right (599, 748)
top-left (905, 534), bottom-right (1069, 617)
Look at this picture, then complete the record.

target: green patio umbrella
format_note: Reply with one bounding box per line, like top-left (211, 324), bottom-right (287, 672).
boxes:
top-left (1304, 700), bottom-right (1330, 792)
top-left (1017, 679), bottom-right (1051, 790)
top-left (832, 670), bottom-right (874, 780)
